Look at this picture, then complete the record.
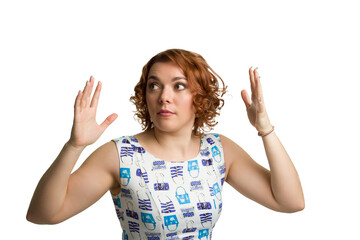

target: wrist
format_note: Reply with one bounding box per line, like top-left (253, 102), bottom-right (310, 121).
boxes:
top-left (257, 125), bottom-right (275, 137)
top-left (65, 140), bottom-right (86, 152)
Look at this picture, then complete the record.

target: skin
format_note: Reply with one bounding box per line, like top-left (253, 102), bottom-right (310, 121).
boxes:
top-left (134, 62), bottom-right (201, 162)
top-left (26, 63), bottom-right (304, 225)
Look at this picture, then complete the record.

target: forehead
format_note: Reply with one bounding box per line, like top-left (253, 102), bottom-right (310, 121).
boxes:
top-left (148, 62), bottom-right (185, 80)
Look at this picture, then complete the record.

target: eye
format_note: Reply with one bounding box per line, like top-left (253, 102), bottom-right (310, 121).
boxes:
top-left (149, 83), bottom-right (159, 90)
top-left (175, 83), bottom-right (186, 90)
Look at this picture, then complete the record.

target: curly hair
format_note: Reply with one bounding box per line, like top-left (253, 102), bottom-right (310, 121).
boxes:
top-left (130, 49), bottom-right (227, 136)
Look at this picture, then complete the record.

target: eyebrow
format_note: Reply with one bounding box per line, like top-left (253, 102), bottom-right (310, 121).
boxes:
top-left (147, 75), bottom-right (187, 82)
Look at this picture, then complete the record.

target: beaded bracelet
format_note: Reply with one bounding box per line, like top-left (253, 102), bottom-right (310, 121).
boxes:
top-left (258, 125), bottom-right (275, 137)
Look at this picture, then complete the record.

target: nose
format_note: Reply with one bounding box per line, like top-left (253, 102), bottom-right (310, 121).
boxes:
top-left (159, 86), bottom-right (173, 104)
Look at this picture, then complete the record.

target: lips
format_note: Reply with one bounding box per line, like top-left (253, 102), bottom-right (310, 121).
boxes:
top-left (158, 109), bottom-right (174, 114)
top-left (157, 109), bottom-right (174, 117)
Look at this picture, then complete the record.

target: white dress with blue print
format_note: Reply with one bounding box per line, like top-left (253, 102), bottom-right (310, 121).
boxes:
top-left (111, 133), bottom-right (226, 240)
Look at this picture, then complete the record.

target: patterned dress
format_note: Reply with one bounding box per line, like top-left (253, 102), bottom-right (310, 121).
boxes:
top-left (111, 133), bottom-right (226, 240)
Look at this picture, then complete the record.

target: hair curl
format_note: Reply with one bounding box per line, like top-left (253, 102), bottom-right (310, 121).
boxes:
top-left (130, 49), bottom-right (227, 136)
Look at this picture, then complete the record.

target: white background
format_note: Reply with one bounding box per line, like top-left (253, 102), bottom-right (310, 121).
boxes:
top-left (1, 0), bottom-right (359, 239)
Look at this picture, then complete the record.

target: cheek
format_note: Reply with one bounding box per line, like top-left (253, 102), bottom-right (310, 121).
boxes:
top-left (146, 92), bottom-right (155, 107)
top-left (183, 96), bottom-right (195, 113)
top-left (145, 94), bottom-right (155, 116)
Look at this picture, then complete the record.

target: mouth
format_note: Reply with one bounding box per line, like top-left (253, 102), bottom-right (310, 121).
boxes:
top-left (157, 109), bottom-right (175, 116)
top-left (158, 109), bottom-right (174, 114)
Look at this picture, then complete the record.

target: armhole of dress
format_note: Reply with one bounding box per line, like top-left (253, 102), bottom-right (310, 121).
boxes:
top-left (111, 138), bottom-right (122, 169)
top-left (111, 137), bottom-right (123, 196)
top-left (210, 133), bottom-right (226, 188)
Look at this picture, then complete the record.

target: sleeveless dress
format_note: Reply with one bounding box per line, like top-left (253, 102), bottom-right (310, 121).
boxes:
top-left (111, 133), bottom-right (226, 240)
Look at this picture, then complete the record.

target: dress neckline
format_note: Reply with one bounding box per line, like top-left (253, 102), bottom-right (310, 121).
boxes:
top-left (130, 134), bottom-right (206, 163)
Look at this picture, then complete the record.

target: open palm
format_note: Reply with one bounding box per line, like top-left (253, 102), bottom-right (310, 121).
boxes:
top-left (241, 67), bottom-right (272, 132)
top-left (69, 76), bottom-right (118, 148)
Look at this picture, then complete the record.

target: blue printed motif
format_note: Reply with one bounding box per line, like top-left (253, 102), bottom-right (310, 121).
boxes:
top-left (202, 158), bottom-right (213, 166)
top-left (129, 136), bottom-right (138, 142)
top-left (128, 221), bottom-right (140, 233)
top-left (211, 145), bottom-right (221, 162)
top-left (206, 137), bottom-right (215, 145)
top-left (111, 134), bottom-right (225, 240)
top-left (200, 148), bottom-right (210, 157)
top-left (126, 209), bottom-right (139, 220)
top-left (187, 160), bottom-right (199, 178)
top-left (175, 186), bottom-right (191, 204)
top-left (160, 200), bottom-right (176, 213)
top-left (183, 226), bottom-right (197, 233)
top-left (170, 166), bottom-right (183, 178)
top-left (164, 215), bottom-right (179, 231)
top-left (116, 209), bottom-right (124, 221)
top-left (120, 168), bottom-right (131, 186)
top-left (141, 212), bottom-right (156, 230)
top-left (136, 168), bottom-right (149, 183)
top-left (181, 207), bottom-right (195, 217)
top-left (138, 198), bottom-right (152, 211)
top-left (121, 146), bottom-right (135, 157)
top-left (197, 201), bottom-right (212, 210)
top-left (183, 236), bottom-right (195, 240)
top-left (209, 182), bottom-right (222, 201)
top-left (123, 230), bottom-right (128, 240)
top-left (113, 196), bottom-right (121, 208)
top-left (200, 213), bottom-right (212, 224)
top-left (198, 229), bottom-right (209, 239)
top-left (221, 177), bottom-right (225, 186)
top-left (131, 144), bottom-right (145, 154)
top-left (121, 188), bottom-right (132, 199)
top-left (154, 182), bottom-right (170, 191)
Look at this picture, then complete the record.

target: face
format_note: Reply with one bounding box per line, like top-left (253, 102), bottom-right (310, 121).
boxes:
top-left (146, 62), bottom-right (196, 134)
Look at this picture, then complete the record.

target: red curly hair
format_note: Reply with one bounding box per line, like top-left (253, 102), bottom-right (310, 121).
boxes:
top-left (130, 49), bottom-right (227, 136)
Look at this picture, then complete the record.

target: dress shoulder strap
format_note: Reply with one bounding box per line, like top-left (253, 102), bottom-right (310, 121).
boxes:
top-left (203, 133), bottom-right (226, 185)
top-left (111, 136), bottom-right (145, 167)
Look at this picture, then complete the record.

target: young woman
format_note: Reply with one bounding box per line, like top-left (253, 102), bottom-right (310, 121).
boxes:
top-left (27, 49), bottom-right (304, 239)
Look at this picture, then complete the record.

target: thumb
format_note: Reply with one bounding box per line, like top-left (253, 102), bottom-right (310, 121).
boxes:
top-left (100, 113), bottom-right (118, 132)
top-left (241, 90), bottom-right (251, 109)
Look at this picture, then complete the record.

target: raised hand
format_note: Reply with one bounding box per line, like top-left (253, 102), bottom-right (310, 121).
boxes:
top-left (241, 67), bottom-right (272, 133)
top-left (68, 76), bottom-right (118, 148)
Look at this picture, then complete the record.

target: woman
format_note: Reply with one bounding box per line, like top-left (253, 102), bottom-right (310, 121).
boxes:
top-left (27, 49), bottom-right (304, 239)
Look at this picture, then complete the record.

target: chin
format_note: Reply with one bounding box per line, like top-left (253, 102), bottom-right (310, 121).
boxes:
top-left (153, 121), bottom-right (194, 134)
top-left (153, 124), bottom-right (179, 133)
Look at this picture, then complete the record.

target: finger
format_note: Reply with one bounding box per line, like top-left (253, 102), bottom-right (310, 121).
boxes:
top-left (254, 68), bottom-right (264, 104)
top-left (100, 113), bottom-right (118, 132)
top-left (249, 67), bottom-right (255, 92)
top-left (74, 90), bottom-right (82, 113)
top-left (241, 90), bottom-right (251, 109)
top-left (86, 76), bottom-right (95, 107)
top-left (80, 80), bottom-right (89, 109)
top-left (90, 81), bottom-right (102, 109)
top-left (81, 76), bottom-right (94, 108)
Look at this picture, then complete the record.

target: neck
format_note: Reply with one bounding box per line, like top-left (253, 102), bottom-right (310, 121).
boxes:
top-left (150, 127), bottom-right (200, 160)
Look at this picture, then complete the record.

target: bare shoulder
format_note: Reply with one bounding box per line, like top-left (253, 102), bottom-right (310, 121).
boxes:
top-left (94, 140), bottom-right (119, 169)
top-left (79, 140), bottom-right (120, 191)
top-left (218, 134), bottom-right (251, 181)
top-left (87, 141), bottom-right (119, 166)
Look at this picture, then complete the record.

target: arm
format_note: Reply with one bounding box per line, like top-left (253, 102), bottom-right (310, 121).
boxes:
top-left (223, 67), bottom-right (304, 213)
top-left (26, 76), bottom-right (119, 224)
top-left (222, 133), bottom-right (304, 213)
top-left (26, 141), bottom-right (119, 224)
